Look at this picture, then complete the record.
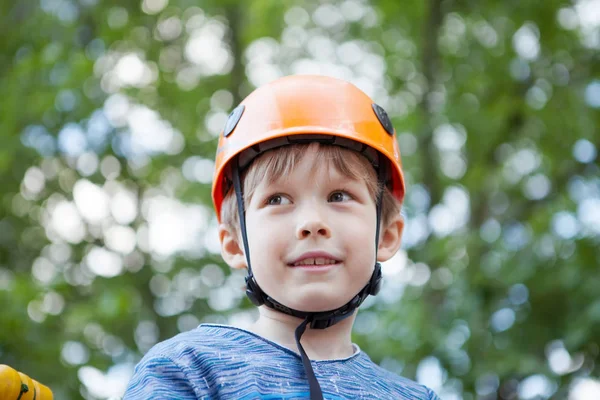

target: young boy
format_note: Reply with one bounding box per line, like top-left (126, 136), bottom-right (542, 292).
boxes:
top-left (124, 75), bottom-right (440, 399)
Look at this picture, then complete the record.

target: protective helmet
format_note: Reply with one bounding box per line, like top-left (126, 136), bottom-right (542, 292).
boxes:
top-left (211, 75), bottom-right (405, 221)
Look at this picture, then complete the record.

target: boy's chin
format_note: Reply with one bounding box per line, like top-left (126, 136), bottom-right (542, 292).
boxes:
top-left (284, 292), bottom-right (355, 313)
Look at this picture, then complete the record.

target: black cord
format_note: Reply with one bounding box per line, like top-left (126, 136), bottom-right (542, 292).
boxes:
top-left (295, 317), bottom-right (324, 400)
top-left (374, 156), bottom-right (386, 250)
top-left (232, 158), bottom-right (253, 276)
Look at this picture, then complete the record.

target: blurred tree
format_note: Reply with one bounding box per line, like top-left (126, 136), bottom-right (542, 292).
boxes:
top-left (0, 0), bottom-right (598, 399)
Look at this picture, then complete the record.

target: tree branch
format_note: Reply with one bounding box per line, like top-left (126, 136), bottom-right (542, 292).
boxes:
top-left (419, 0), bottom-right (444, 206)
top-left (225, 5), bottom-right (245, 106)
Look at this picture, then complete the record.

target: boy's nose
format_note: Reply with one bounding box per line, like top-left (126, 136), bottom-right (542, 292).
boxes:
top-left (296, 216), bottom-right (331, 239)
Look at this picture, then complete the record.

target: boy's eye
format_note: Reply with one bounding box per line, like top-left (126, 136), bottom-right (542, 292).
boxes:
top-left (267, 194), bottom-right (291, 206)
top-left (328, 191), bottom-right (352, 203)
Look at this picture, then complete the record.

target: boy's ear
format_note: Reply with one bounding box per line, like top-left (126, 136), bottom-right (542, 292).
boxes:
top-left (218, 224), bottom-right (248, 270)
top-left (376, 214), bottom-right (405, 262)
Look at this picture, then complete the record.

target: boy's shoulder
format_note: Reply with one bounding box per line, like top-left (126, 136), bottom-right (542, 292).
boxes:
top-left (354, 352), bottom-right (440, 400)
top-left (125, 324), bottom-right (278, 398)
top-left (142, 323), bottom-right (264, 363)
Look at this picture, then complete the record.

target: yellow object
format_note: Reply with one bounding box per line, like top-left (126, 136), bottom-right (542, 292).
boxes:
top-left (0, 365), bottom-right (53, 400)
top-left (0, 365), bottom-right (22, 399)
top-left (17, 373), bottom-right (35, 400)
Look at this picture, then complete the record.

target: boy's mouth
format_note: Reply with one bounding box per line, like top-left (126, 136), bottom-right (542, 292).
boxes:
top-left (290, 258), bottom-right (341, 267)
top-left (287, 251), bottom-right (342, 267)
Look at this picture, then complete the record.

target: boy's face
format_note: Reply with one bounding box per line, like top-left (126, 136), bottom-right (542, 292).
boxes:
top-left (232, 146), bottom-right (386, 312)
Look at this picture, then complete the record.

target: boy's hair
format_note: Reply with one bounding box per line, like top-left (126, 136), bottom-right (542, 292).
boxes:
top-left (221, 143), bottom-right (401, 235)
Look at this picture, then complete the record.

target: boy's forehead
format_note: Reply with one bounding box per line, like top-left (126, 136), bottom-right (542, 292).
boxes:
top-left (273, 164), bottom-right (343, 181)
top-left (245, 143), bottom-right (377, 194)
top-left (264, 157), bottom-right (367, 186)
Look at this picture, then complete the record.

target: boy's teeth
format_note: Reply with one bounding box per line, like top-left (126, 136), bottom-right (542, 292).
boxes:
top-left (294, 258), bottom-right (337, 266)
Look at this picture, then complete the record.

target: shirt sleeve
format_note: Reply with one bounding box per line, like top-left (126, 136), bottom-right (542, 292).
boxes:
top-left (123, 355), bottom-right (198, 400)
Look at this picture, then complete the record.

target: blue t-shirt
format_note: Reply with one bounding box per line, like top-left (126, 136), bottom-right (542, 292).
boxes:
top-left (124, 324), bottom-right (440, 399)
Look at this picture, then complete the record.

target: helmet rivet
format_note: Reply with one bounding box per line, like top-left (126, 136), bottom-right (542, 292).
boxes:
top-left (372, 103), bottom-right (394, 136)
top-left (224, 105), bottom-right (245, 137)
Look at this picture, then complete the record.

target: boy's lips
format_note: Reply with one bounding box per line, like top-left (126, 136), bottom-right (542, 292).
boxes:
top-left (287, 251), bottom-right (342, 267)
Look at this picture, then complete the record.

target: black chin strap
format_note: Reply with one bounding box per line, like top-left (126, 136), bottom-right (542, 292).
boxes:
top-left (295, 317), bottom-right (323, 399)
top-left (231, 155), bottom-right (386, 400)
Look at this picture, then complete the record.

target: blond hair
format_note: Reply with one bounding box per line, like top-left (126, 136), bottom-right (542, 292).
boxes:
top-left (221, 143), bottom-right (401, 233)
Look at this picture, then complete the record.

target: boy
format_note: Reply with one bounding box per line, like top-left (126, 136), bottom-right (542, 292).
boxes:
top-left (124, 75), bottom-right (441, 399)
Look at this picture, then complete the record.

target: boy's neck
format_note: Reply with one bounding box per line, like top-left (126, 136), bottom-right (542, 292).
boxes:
top-left (249, 306), bottom-right (357, 361)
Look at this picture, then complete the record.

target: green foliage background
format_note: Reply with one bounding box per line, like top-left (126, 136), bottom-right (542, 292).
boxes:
top-left (0, 0), bottom-right (599, 399)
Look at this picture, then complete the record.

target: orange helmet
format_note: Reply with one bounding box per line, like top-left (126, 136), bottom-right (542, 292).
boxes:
top-left (211, 75), bottom-right (405, 221)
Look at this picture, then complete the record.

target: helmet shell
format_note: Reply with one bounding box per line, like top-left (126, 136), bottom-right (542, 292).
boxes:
top-left (212, 75), bottom-right (405, 221)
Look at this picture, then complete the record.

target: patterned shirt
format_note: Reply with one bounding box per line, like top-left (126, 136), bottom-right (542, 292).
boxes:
top-left (124, 324), bottom-right (441, 399)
